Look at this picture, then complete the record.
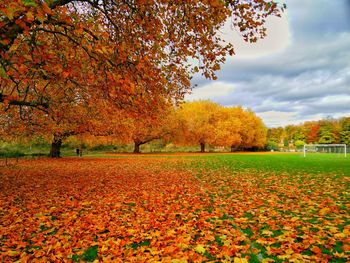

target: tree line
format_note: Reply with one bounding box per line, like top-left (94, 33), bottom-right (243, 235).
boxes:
top-left (3, 100), bottom-right (267, 155)
top-left (267, 117), bottom-right (350, 150)
top-left (0, 0), bottom-right (284, 157)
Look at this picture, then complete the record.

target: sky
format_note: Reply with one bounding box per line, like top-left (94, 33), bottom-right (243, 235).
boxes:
top-left (186, 0), bottom-right (350, 127)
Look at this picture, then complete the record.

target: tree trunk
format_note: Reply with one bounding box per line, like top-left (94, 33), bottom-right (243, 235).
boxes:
top-left (231, 145), bottom-right (235, 152)
top-left (133, 141), bottom-right (142, 154)
top-left (200, 142), bottom-right (205, 153)
top-left (50, 134), bottom-right (63, 158)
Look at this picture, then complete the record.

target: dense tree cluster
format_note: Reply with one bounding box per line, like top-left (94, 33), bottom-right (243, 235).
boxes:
top-left (171, 101), bottom-right (266, 152)
top-left (70, 100), bottom-right (267, 153)
top-left (267, 117), bottom-right (350, 150)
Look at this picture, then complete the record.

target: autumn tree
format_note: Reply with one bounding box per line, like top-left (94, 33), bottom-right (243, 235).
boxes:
top-left (213, 107), bottom-right (242, 152)
top-left (284, 125), bottom-right (306, 144)
top-left (265, 117), bottom-right (350, 148)
top-left (339, 117), bottom-right (350, 145)
top-left (63, 104), bottom-right (173, 154)
top-left (126, 106), bottom-right (173, 154)
top-left (171, 101), bottom-right (266, 152)
top-left (306, 123), bottom-right (320, 143)
top-left (238, 109), bottom-right (267, 150)
top-left (0, 0), bottom-right (284, 156)
top-left (317, 119), bottom-right (338, 144)
top-left (267, 127), bottom-right (284, 144)
top-left (0, 16), bottom-right (179, 156)
top-left (294, 139), bottom-right (305, 150)
top-left (172, 100), bottom-right (222, 152)
top-left (0, 94), bottom-right (129, 157)
top-left (213, 106), bottom-right (266, 152)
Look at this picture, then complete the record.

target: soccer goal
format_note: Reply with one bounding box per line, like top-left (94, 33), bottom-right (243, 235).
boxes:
top-left (303, 144), bottom-right (347, 157)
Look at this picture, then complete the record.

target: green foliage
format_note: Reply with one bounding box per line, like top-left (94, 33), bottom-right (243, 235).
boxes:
top-left (129, 240), bottom-right (150, 250)
top-left (0, 143), bottom-right (26, 157)
top-left (294, 140), bottom-right (306, 149)
top-left (268, 116), bottom-right (350, 146)
top-left (266, 140), bottom-right (279, 151)
top-left (71, 245), bottom-right (98, 262)
top-left (339, 131), bottom-right (350, 145)
top-left (319, 132), bottom-right (336, 144)
top-left (0, 140), bottom-right (78, 157)
top-left (31, 136), bottom-right (50, 148)
top-left (22, 0), bottom-right (38, 7)
top-left (0, 65), bottom-right (8, 79)
top-left (340, 117), bottom-right (350, 131)
top-left (268, 127), bottom-right (283, 143)
top-left (90, 144), bottom-right (118, 151)
top-left (293, 132), bottom-right (306, 141)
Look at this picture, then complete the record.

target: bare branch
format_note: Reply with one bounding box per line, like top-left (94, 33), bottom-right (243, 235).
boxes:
top-left (0, 93), bottom-right (49, 109)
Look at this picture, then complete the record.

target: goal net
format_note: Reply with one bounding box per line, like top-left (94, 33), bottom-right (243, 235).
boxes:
top-left (303, 144), bottom-right (347, 157)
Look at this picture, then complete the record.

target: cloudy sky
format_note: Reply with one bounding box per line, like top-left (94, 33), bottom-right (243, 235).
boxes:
top-left (186, 0), bottom-right (350, 127)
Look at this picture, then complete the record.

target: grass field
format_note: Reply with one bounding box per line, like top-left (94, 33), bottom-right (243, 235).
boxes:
top-left (0, 153), bottom-right (349, 262)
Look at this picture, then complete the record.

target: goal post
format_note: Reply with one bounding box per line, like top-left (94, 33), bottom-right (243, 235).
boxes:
top-left (303, 144), bottom-right (347, 157)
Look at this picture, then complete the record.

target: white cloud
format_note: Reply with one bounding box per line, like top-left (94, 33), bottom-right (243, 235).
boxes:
top-left (257, 111), bottom-right (298, 127)
top-left (221, 13), bottom-right (291, 59)
top-left (188, 1), bottom-right (350, 128)
top-left (186, 81), bottom-right (235, 101)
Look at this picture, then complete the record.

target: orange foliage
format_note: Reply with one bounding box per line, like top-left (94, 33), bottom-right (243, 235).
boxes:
top-left (171, 101), bottom-right (222, 151)
top-left (1, 0), bottom-right (283, 151)
top-left (171, 101), bottom-right (267, 151)
top-left (214, 107), bottom-right (243, 148)
top-left (238, 109), bottom-right (267, 149)
top-left (0, 157), bottom-right (348, 262)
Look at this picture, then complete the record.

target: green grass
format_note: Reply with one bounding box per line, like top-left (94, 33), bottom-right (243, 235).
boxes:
top-left (84, 152), bottom-right (350, 177)
top-left (188, 153), bottom-right (350, 176)
top-left (1, 151), bottom-right (349, 261)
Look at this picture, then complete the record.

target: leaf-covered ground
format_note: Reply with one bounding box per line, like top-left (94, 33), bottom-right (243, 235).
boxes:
top-left (0, 155), bottom-right (349, 262)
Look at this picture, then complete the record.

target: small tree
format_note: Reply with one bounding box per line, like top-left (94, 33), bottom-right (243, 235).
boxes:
top-left (266, 140), bottom-right (279, 151)
top-left (294, 140), bottom-right (306, 150)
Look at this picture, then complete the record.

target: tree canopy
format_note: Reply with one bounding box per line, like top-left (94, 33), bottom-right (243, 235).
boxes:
top-left (170, 101), bottom-right (267, 152)
top-left (1, 0), bottom-right (283, 110)
top-left (0, 0), bottom-right (283, 156)
top-left (267, 117), bottom-right (350, 149)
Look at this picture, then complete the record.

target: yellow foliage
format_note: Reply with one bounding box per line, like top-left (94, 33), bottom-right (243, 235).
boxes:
top-left (194, 244), bottom-right (206, 254)
top-left (171, 100), bottom-right (266, 151)
top-left (233, 257), bottom-right (249, 263)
